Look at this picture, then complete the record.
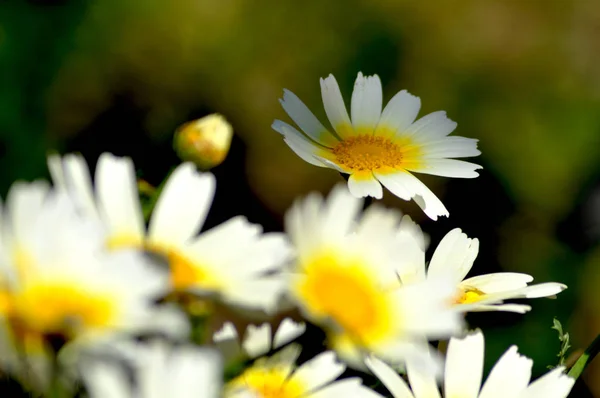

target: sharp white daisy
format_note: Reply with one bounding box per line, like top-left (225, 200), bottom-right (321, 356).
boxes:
top-left (48, 153), bottom-right (291, 314)
top-left (212, 317), bottom-right (306, 363)
top-left (0, 182), bottom-right (178, 389)
top-left (224, 344), bottom-right (371, 398)
top-left (273, 72), bottom-right (482, 220)
top-left (364, 329), bottom-right (575, 398)
top-left (394, 227), bottom-right (567, 313)
top-left (81, 340), bottom-right (222, 398)
top-left (284, 184), bottom-right (463, 371)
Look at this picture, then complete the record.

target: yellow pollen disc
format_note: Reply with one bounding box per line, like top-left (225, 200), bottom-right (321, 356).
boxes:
top-left (296, 252), bottom-right (393, 344)
top-left (169, 250), bottom-right (207, 291)
top-left (12, 283), bottom-right (116, 337)
top-left (145, 243), bottom-right (219, 292)
top-left (332, 135), bottom-right (405, 171)
top-left (227, 367), bottom-right (305, 398)
top-left (454, 286), bottom-right (486, 305)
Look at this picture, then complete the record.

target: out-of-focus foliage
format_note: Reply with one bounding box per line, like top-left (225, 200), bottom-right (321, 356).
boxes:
top-left (1, 0), bottom-right (600, 395)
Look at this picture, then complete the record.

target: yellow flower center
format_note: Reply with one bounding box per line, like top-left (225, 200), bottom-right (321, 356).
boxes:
top-left (145, 242), bottom-right (220, 293)
top-left (108, 235), bottom-right (220, 295)
top-left (295, 251), bottom-right (393, 344)
top-left (332, 134), bottom-right (423, 172)
top-left (454, 286), bottom-right (486, 304)
top-left (6, 282), bottom-right (117, 338)
top-left (227, 366), bottom-right (305, 398)
top-left (168, 250), bottom-right (207, 291)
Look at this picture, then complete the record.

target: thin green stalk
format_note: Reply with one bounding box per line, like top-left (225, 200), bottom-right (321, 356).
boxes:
top-left (568, 333), bottom-right (600, 380)
top-left (141, 167), bottom-right (176, 221)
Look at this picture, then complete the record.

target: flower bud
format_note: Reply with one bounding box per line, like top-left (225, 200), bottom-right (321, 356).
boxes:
top-left (173, 113), bottom-right (233, 170)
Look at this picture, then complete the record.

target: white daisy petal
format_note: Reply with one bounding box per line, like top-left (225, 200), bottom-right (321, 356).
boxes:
top-left (444, 331), bottom-right (484, 398)
top-left (279, 89), bottom-right (338, 147)
top-left (406, 360), bottom-right (441, 398)
top-left (404, 111), bottom-right (457, 142)
top-left (320, 74), bottom-right (353, 138)
top-left (321, 184), bottom-right (363, 238)
top-left (407, 159), bottom-right (482, 178)
top-left (374, 170), bottom-right (448, 220)
top-left (376, 90), bottom-right (421, 135)
top-left (460, 303), bottom-right (532, 313)
top-left (242, 324), bottom-right (272, 358)
top-left (220, 276), bottom-right (285, 314)
top-left (521, 367), bottom-right (574, 398)
top-left (348, 173), bottom-right (383, 199)
top-left (394, 277), bottom-right (464, 338)
top-left (168, 346), bottom-right (222, 398)
top-left (96, 153), bottom-right (145, 244)
top-left (478, 346), bottom-right (532, 398)
top-left (6, 181), bottom-right (49, 247)
top-left (273, 120), bottom-right (331, 167)
top-left (427, 228), bottom-right (479, 284)
top-left (515, 282), bottom-right (567, 298)
top-left (473, 283), bottom-right (567, 305)
top-left (351, 73), bottom-right (383, 131)
top-left (394, 219), bottom-right (427, 285)
top-left (397, 215), bottom-right (428, 251)
top-left (81, 361), bottom-right (130, 398)
top-left (62, 154), bottom-right (98, 219)
top-left (148, 163), bottom-right (215, 247)
top-left (308, 378), bottom-right (370, 398)
top-left (365, 355), bottom-right (414, 398)
top-left (421, 136), bottom-right (481, 159)
top-left (289, 351), bottom-right (345, 393)
top-left (47, 154), bottom-right (66, 188)
top-left (284, 192), bottom-right (324, 257)
top-left (212, 322), bottom-right (244, 362)
top-left (273, 318), bottom-right (306, 349)
top-left (460, 273), bottom-right (534, 293)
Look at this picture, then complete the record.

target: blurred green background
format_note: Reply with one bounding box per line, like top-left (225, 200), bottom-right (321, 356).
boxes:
top-left (2, 0), bottom-right (600, 396)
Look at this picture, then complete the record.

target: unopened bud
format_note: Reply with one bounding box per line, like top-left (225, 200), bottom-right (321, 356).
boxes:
top-left (173, 114), bottom-right (233, 170)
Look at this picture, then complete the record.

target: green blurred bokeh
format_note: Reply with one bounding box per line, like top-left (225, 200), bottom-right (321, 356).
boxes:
top-left (2, 0), bottom-right (600, 395)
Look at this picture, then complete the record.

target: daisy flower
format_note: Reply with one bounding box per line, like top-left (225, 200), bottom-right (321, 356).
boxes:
top-left (395, 226), bottom-right (567, 313)
top-left (284, 184), bottom-right (464, 371)
top-left (213, 316), bottom-right (368, 398)
top-left (0, 182), bottom-right (179, 390)
top-left (48, 153), bottom-right (291, 314)
top-left (224, 344), bottom-right (370, 398)
top-left (364, 329), bottom-right (575, 398)
top-left (81, 340), bottom-right (222, 398)
top-left (273, 72), bottom-right (482, 220)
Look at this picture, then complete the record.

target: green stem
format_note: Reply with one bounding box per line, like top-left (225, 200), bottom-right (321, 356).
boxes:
top-left (567, 333), bottom-right (600, 380)
top-left (141, 167), bottom-right (176, 221)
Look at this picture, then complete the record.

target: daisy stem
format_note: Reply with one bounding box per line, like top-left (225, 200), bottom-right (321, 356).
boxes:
top-left (567, 333), bottom-right (600, 380)
top-left (141, 167), bottom-right (176, 221)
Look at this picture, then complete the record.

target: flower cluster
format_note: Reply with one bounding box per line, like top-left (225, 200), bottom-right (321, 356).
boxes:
top-left (0, 72), bottom-right (575, 398)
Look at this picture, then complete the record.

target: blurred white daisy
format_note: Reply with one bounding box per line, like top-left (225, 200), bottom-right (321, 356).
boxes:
top-left (0, 182), bottom-right (178, 390)
top-left (48, 153), bottom-right (291, 314)
top-left (224, 344), bottom-right (370, 398)
top-left (212, 317), bottom-right (306, 363)
top-left (273, 72), bottom-right (481, 220)
top-left (395, 226), bottom-right (567, 313)
top-left (81, 340), bottom-right (222, 398)
top-left (284, 184), bottom-right (463, 371)
top-left (364, 329), bottom-right (575, 398)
